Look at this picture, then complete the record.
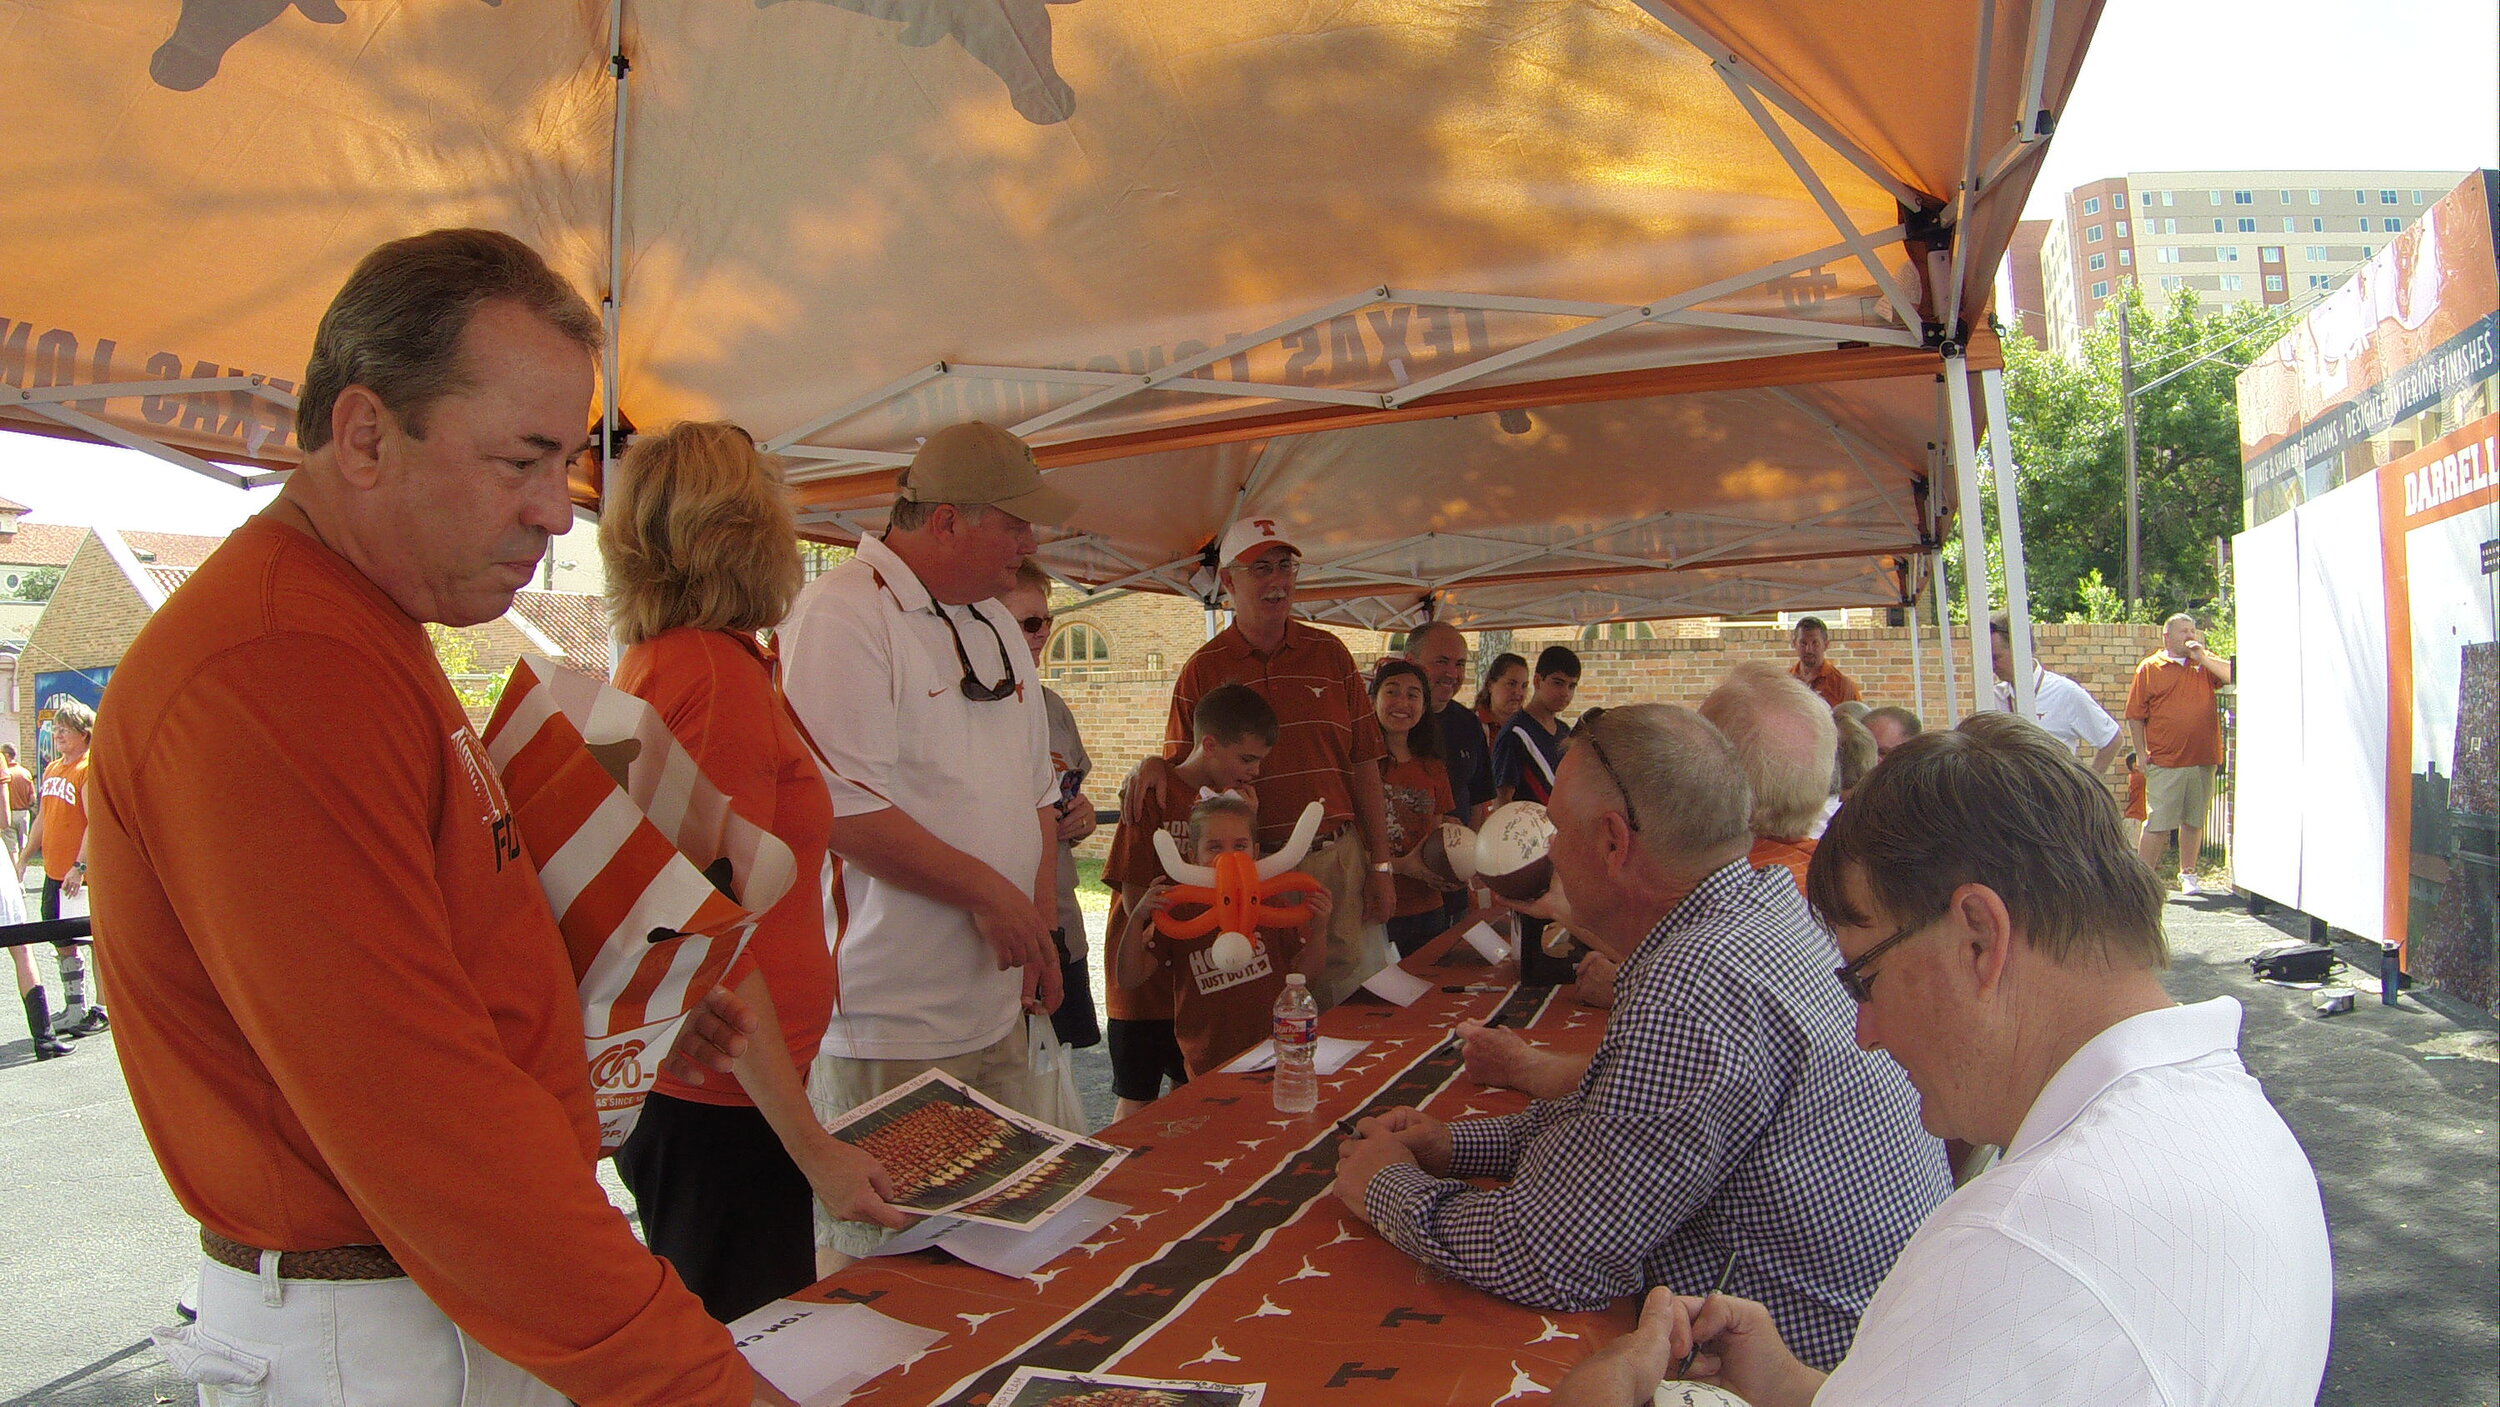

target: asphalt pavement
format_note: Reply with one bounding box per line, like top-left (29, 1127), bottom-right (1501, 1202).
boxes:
top-left (0, 901), bottom-right (2490, 1406)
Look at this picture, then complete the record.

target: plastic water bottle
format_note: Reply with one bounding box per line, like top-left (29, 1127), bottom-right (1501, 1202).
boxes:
top-left (1272, 973), bottom-right (1320, 1113)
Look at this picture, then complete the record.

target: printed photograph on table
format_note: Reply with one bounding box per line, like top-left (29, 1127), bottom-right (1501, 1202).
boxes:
top-left (953, 1139), bottom-right (1128, 1229)
top-left (825, 1070), bottom-right (1072, 1216)
top-left (993, 1366), bottom-right (1266, 1407)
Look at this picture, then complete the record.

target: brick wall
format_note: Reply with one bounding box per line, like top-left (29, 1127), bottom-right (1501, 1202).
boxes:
top-left (17, 536), bottom-right (155, 758)
top-left (1049, 619), bottom-right (2167, 857)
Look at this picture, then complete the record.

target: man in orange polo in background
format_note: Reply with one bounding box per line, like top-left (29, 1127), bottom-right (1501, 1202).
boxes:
top-left (1127, 518), bottom-right (1396, 1007)
top-left (1788, 615), bottom-right (1863, 707)
top-left (86, 230), bottom-right (781, 1406)
top-left (2126, 612), bottom-right (2234, 895)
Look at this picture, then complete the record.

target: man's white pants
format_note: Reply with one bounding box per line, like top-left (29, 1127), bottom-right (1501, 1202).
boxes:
top-left (155, 1256), bottom-right (563, 1406)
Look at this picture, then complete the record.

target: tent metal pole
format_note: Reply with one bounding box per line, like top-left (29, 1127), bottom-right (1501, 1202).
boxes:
top-left (1910, 597), bottom-right (1926, 719)
top-left (1941, 352), bottom-right (1992, 716)
top-left (1932, 547), bottom-right (1959, 725)
top-left (1980, 365), bottom-right (2036, 717)
top-left (601, 0), bottom-right (629, 483)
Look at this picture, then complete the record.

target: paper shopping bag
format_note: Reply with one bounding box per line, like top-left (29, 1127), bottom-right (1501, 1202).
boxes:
top-left (482, 655), bottom-right (798, 1150)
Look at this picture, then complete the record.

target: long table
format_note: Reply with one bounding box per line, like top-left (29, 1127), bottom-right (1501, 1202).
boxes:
top-left (797, 968), bottom-right (1635, 1405)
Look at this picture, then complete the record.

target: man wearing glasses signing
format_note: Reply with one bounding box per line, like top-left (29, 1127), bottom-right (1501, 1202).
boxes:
top-left (1332, 705), bottom-right (1946, 1363)
top-left (1554, 714), bottom-right (2329, 1407)
top-left (779, 421), bottom-right (1078, 1257)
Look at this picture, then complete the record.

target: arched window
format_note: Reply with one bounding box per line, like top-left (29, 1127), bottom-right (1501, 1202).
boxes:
top-left (1045, 622), bottom-right (1112, 676)
top-left (1578, 621), bottom-right (1655, 642)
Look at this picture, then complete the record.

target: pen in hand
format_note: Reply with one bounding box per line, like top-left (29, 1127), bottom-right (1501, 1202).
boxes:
top-left (1676, 1249), bottom-right (1740, 1379)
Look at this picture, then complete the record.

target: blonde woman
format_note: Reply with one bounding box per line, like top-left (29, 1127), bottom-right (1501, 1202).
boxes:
top-left (601, 421), bottom-right (905, 1323)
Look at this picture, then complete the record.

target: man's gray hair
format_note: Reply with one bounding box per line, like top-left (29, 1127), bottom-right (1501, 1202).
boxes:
top-left (1403, 620), bottom-right (1465, 658)
top-left (1698, 661), bottom-right (1838, 840)
top-left (887, 498), bottom-right (990, 534)
top-left (2164, 611), bottom-right (2198, 630)
top-left (1575, 703), bottom-right (1751, 864)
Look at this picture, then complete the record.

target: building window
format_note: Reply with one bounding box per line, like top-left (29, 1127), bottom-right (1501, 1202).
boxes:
top-left (2278, 189), bottom-right (2292, 203)
top-left (2308, 189), bottom-right (2321, 204)
top-left (2379, 190), bottom-right (2398, 204)
top-left (2362, 245), bottom-right (2374, 258)
top-left (2160, 276), bottom-right (2182, 291)
top-left (2233, 190), bottom-right (2253, 205)
top-left (2090, 280), bottom-right (2110, 298)
top-left (2304, 245), bottom-right (2329, 260)
top-left (2236, 218), bottom-right (2258, 232)
top-left (2412, 190), bottom-right (2425, 203)
top-left (1579, 622), bottom-right (1655, 642)
top-left (2156, 247), bottom-right (2181, 263)
top-left (2213, 218), bottom-right (2226, 232)
top-left (2209, 190), bottom-right (2223, 205)
top-left (2088, 252), bottom-right (2107, 271)
top-left (1044, 623), bottom-right (1112, 675)
top-left (2118, 248), bottom-right (2132, 266)
top-left (2312, 218), bottom-right (2325, 232)
top-left (2081, 196), bottom-right (2100, 215)
top-left (2219, 274), bottom-right (2243, 292)
top-left (2219, 247), bottom-right (2241, 262)
top-left (2260, 246), bottom-right (2283, 261)
top-left (2113, 192), bottom-right (2127, 209)
top-left (2265, 274), bottom-right (2285, 292)
top-left (2354, 190), bottom-right (2367, 203)
top-left (2116, 220), bottom-right (2130, 237)
top-left (2163, 190), bottom-right (2176, 206)
top-left (2308, 275), bottom-right (2334, 290)
top-left (2384, 218), bottom-right (2402, 232)
top-left (2085, 224), bottom-right (2103, 242)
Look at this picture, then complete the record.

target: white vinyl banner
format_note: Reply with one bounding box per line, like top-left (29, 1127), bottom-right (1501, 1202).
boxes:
top-left (2292, 473), bottom-right (2390, 941)
top-left (2231, 513), bottom-right (2304, 909)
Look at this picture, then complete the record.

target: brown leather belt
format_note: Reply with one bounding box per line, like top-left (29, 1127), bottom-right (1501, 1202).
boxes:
top-left (202, 1228), bottom-right (405, 1282)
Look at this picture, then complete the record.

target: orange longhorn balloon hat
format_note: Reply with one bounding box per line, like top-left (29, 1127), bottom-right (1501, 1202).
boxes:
top-left (1150, 801), bottom-right (1329, 965)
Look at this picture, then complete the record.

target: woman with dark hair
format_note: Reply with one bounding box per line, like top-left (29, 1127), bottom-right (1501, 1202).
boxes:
top-left (1473, 651), bottom-right (1530, 751)
top-left (601, 420), bottom-right (907, 1322)
top-left (1373, 660), bottom-right (1459, 957)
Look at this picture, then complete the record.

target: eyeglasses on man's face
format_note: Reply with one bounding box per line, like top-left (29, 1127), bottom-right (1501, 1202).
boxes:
top-left (1234, 555), bottom-right (1301, 581)
top-left (1833, 914), bottom-right (1943, 1003)
top-left (1018, 613), bottom-right (1053, 636)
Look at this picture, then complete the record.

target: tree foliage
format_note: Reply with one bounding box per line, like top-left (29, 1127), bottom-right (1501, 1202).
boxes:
top-left (9, 565), bottom-right (60, 603)
top-left (1990, 285), bottom-right (2291, 624)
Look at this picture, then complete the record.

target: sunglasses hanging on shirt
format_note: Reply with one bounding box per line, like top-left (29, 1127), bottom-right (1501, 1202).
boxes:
top-left (938, 603), bottom-right (1020, 701)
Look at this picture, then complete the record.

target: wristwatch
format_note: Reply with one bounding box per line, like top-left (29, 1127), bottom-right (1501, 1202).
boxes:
top-left (1371, 861), bottom-right (1393, 874)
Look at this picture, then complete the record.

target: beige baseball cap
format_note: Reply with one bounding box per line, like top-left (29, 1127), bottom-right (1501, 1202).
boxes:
top-left (895, 421), bottom-right (1077, 526)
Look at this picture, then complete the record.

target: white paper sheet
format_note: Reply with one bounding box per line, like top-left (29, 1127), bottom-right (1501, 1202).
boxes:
top-left (941, 1196), bottom-right (1126, 1279)
top-left (1359, 963), bottom-right (1433, 1006)
top-left (1218, 1036), bottom-right (1369, 1075)
top-left (729, 1300), bottom-right (943, 1407)
top-left (1461, 922), bottom-right (1511, 963)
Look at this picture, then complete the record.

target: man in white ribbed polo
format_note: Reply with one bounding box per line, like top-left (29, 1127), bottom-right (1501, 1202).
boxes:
top-left (1555, 712), bottom-right (2331, 1407)
top-left (779, 422), bottom-right (1078, 1255)
top-left (1987, 614), bottom-right (2122, 776)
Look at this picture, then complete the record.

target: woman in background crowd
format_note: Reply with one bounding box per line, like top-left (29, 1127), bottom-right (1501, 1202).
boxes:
top-left (600, 421), bottom-right (906, 1323)
top-left (1372, 660), bottom-right (1458, 957)
top-left (1473, 651), bottom-right (1529, 752)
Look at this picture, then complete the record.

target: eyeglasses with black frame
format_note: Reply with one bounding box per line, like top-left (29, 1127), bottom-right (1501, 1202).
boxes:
top-left (1578, 726), bottom-right (1642, 833)
top-left (1018, 613), bottom-right (1053, 635)
top-left (937, 604), bottom-right (1020, 701)
top-left (1833, 914), bottom-right (1943, 1003)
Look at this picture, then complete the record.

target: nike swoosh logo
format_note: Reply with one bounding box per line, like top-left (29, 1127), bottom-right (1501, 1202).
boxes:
top-left (927, 687), bottom-right (949, 697)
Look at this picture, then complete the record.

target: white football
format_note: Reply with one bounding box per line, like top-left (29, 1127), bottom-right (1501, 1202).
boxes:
top-left (1475, 801), bottom-right (1555, 902)
top-left (1208, 931), bottom-right (1256, 973)
top-left (1419, 821), bottom-right (1478, 885)
top-left (1653, 1383), bottom-right (1750, 1407)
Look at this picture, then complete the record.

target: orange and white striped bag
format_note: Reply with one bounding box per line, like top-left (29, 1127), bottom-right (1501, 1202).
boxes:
top-left (483, 655), bottom-right (798, 1151)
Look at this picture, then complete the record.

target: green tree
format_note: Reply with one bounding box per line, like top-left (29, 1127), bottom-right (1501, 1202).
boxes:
top-left (426, 623), bottom-right (506, 716)
top-left (9, 566), bottom-right (60, 603)
top-left (1991, 285), bottom-right (2291, 624)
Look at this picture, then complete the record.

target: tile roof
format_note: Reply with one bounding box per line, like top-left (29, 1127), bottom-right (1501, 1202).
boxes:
top-left (120, 528), bottom-right (226, 569)
top-left (509, 590), bottom-right (612, 675)
top-left (0, 495), bottom-right (29, 513)
top-left (0, 522), bottom-right (91, 568)
top-left (147, 566), bottom-right (194, 597)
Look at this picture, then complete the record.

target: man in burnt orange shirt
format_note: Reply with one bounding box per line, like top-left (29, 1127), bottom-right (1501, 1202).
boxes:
top-left (86, 231), bottom-right (780, 1406)
top-left (2125, 612), bottom-right (2233, 895)
top-left (1789, 616), bottom-right (1864, 707)
top-left (1126, 517), bottom-right (1396, 1006)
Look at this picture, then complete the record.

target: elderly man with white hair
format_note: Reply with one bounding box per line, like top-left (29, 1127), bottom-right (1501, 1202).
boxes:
top-left (1331, 705), bottom-right (1949, 1364)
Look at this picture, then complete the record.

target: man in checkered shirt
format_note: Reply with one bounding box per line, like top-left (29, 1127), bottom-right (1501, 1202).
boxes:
top-left (1332, 703), bottom-right (1950, 1368)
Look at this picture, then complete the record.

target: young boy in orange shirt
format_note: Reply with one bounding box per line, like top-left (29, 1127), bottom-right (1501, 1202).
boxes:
top-left (1116, 793), bottom-right (1331, 1080)
top-left (1101, 684), bottom-right (1275, 1115)
top-left (16, 698), bottom-right (103, 1042)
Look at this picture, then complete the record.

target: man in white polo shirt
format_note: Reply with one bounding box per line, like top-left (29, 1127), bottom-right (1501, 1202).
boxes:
top-left (1554, 712), bottom-right (2331, 1407)
top-left (1987, 614), bottom-right (2122, 775)
top-left (780, 422), bottom-right (1077, 1252)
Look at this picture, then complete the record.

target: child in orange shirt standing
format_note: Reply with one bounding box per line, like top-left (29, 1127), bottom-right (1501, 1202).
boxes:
top-left (16, 698), bottom-right (102, 1046)
top-left (1116, 793), bottom-right (1331, 1081)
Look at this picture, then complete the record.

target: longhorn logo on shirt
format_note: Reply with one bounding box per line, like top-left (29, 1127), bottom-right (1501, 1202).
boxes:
top-left (587, 1039), bottom-right (648, 1091)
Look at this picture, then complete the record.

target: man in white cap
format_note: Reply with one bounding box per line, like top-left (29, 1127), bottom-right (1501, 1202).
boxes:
top-left (1128, 517), bottom-right (1396, 1005)
top-left (779, 420), bottom-right (1078, 1253)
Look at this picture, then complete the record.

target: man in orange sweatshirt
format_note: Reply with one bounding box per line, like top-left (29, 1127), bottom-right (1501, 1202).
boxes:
top-left (87, 230), bottom-right (786, 1406)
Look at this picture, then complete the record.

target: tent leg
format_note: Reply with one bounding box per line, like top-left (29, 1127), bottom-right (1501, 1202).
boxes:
top-left (1981, 366), bottom-right (2036, 717)
top-left (1910, 599), bottom-right (1926, 719)
top-left (1933, 548), bottom-right (1959, 725)
top-left (1942, 352), bottom-right (1993, 717)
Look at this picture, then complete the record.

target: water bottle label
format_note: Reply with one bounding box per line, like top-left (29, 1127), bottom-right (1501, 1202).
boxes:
top-left (1274, 1015), bottom-right (1317, 1045)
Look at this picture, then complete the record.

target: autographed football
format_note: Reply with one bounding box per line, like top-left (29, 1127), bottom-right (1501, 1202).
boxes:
top-left (1418, 821), bottom-right (1478, 885)
top-left (1474, 801), bottom-right (1555, 902)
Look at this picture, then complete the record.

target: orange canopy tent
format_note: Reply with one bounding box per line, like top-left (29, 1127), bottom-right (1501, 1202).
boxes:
top-left (0, 0), bottom-right (2100, 713)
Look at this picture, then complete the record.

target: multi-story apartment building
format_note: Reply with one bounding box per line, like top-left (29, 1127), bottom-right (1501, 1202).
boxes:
top-left (2022, 169), bottom-right (2469, 355)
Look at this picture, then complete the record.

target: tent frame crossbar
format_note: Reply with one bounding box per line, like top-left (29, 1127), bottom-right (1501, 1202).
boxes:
top-left (6, 376), bottom-right (299, 490)
top-left (1716, 71), bottom-right (1923, 331)
top-left (767, 229), bottom-right (1924, 479)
